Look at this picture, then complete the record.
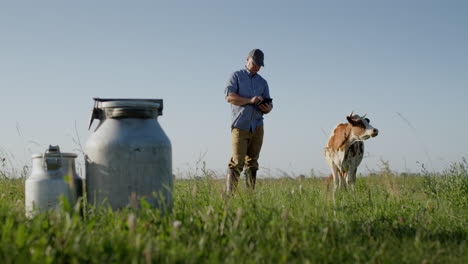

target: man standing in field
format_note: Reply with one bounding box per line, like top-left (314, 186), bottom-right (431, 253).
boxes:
top-left (224, 48), bottom-right (273, 193)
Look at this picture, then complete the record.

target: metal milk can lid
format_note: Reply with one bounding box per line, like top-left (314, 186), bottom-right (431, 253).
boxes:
top-left (31, 145), bottom-right (77, 171)
top-left (88, 98), bottom-right (164, 129)
top-left (100, 100), bottom-right (161, 109)
top-left (31, 145), bottom-right (77, 159)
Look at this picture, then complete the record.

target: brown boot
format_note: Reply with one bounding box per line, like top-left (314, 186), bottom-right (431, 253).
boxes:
top-left (245, 169), bottom-right (257, 190)
top-left (226, 168), bottom-right (240, 193)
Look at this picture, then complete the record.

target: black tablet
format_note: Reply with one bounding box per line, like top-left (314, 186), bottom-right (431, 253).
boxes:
top-left (257, 98), bottom-right (273, 105)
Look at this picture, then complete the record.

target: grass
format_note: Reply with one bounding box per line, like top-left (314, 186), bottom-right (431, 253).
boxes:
top-left (0, 160), bottom-right (467, 263)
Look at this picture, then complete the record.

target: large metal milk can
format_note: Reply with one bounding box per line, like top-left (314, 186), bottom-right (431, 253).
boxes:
top-left (25, 145), bottom-right (83, 217)
top-left (85, 98), bottom-right (172, 210)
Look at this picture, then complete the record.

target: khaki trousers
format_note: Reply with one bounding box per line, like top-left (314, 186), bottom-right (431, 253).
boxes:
top-left (228, 125), bottom-right (264, 172)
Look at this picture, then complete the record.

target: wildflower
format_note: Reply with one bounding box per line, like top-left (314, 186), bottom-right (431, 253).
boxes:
top-left (173, 220), bottom-right (182, 229)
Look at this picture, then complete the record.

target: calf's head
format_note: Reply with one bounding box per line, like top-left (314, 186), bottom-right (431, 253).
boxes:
top-left (346, 113), bottom-right (379, 141)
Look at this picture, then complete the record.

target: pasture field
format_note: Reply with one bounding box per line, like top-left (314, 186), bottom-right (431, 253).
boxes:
top-left (0, 161), bottom-right (467, 263)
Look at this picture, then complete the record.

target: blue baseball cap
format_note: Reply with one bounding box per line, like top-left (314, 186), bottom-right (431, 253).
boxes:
top-left (248, 49), bottom-right (264, 67)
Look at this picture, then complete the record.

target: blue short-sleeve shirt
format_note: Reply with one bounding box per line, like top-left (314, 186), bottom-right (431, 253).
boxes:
top-left (225, 68), bottom-right (271, 131)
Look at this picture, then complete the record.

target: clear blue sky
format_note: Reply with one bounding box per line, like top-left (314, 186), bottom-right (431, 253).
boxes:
top-left (1, 0), bottom-right (467, 177)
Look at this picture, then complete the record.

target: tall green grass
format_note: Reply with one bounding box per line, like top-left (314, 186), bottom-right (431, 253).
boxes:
top-left (0, 160), bottom-right (466, 263)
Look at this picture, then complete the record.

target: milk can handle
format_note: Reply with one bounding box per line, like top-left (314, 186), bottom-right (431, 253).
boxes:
top-left (43, 145), bottom-right (62, 170)
top-left (88, 100), bottom-right (103, 130)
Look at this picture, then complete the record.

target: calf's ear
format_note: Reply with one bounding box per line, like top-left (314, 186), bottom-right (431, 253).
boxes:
top-left (347, 115), bottom-right (357, 125)
top-left (365, 118), bottom-right (370, 123)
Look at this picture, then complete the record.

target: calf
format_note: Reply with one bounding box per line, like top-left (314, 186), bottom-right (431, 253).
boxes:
top-left (324, 113), bottom-right (378, 192)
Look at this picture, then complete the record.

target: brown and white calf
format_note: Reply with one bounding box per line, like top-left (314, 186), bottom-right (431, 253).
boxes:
top-left (324, 113), bottom-right (378, 192)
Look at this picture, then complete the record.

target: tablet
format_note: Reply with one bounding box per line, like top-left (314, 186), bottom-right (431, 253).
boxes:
top-left (258, 98), bottom-right (273, 105)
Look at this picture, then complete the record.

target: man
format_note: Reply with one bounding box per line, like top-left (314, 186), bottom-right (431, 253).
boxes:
top-left (224, 48), bottom-right (273, 192)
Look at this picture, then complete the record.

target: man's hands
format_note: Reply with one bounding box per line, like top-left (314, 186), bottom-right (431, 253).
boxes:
top-left (250, 95), bottom-right (273, 114)
top-left (226, 93), bottom-right (272, 114)
top-left (249, 96), bottom-right (263, 105)
top-left (259, 102), bottom-right (272, 114)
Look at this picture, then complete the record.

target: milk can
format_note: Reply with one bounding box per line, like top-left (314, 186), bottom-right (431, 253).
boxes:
top-left (25, 145), bottom-right (83, 217)
top-left (85, 98), bottom-right (172, 210)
